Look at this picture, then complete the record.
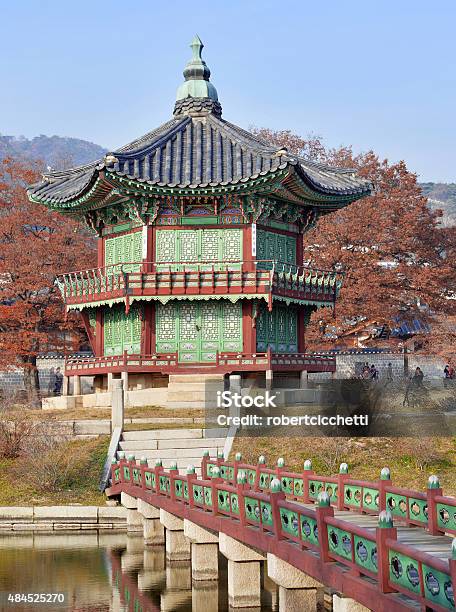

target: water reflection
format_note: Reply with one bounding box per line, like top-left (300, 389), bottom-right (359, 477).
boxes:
top-left (0, 533), bottom-right (277, 612)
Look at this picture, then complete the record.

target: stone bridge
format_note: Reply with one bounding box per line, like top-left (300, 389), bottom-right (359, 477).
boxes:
top-left (107, 453), bottom-right (456, 611)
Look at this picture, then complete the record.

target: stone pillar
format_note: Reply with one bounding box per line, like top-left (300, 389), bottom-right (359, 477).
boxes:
top-left (107, 372), bottom-right (114, 392)
top-left (267, 553), bottom-right (324, 612)
top-left (184, 519), bottom-right (219, 581)
top-left (219, 532), bottom-right (265, 608)
top-left (159, 509), bottom-right (191, 561)
top-left (121, 371), bottom-right (129, 407)
top-left (192, 583), bottom-right (219, 612)
top-left (62, 376), bottom-right (69, 396)
top-left (72, 375), bottom-right (81, 396)
top-left (266, 369), bottom-right (273, 391)
top-left (137, 498), bottom-right (164, 545)
top-left (121, 534), bottom-right (144, 572)
top-left (140, 548), bottom-right (166, 590)
top-left (121, 491), bottom-right (143, 532)
top-left (333, 594), bottom-right (371, 612)
top-left (111, 379), bottom-right (124, 430)
top-left (300, 370), bottom-right (309, 389)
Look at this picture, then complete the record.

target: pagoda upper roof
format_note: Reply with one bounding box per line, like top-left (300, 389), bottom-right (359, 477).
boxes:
top-left (28, 37), bottom-right (371, 210)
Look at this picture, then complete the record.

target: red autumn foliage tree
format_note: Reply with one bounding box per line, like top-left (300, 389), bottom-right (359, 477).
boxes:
top-left (0, 158), bottom-right (96, 405)
top-left (251, 128), bottom-right (456, 362)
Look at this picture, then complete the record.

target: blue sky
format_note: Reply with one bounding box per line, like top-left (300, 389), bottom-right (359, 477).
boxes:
top-left (0, 1), bottom-right (454, 182)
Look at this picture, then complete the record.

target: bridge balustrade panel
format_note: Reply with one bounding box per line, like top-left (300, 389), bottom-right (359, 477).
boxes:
top-left (110, 455), bottom-right (456, 611)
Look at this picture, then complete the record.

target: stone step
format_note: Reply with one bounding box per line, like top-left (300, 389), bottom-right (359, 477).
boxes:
top-left (167, 382), bottom-right (223, 392)
top-left (121, 428), bottom-right (203, 441)
top-left (167, 390), bottom-right (214, 402)
top-left (117, 448), bottom-right (219, 460)
top-left (119, 437), bottom-right (226, 452)
top-left (169, 374), bottom-right (224, 383)
top-left (167, 401), bottom-right (218, 409)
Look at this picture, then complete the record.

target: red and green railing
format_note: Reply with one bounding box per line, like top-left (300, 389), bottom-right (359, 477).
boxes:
top-left (109, 452), bottom-right (456, 611)
top-left (56, 260), bottom-right (341, 308)
top-left (65, 349), bottom-right (335, 375)
top-left (201, 453), bottom-right (456, 536)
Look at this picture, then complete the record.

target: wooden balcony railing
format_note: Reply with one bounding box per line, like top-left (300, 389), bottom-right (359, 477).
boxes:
top-left (64, 350), bottom-right (336, 375)
top-left (55, 260), bottom-right (342, 308)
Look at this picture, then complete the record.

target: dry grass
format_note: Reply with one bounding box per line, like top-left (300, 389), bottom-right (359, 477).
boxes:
top-left (230, 436), bottom-right (456, 495)
top-left (4, 405), bottom-right (203, 421)
top-left (0, 436), bottom-right (109, 506)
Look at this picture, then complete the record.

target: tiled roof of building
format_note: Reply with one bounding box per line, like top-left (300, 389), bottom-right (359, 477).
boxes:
top-left (28, 37), bottom-right (371, 207)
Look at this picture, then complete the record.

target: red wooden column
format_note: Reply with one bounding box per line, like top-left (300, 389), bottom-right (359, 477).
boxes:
top-left (141, 303), bottom-right (156, 355)
top-left (297, 307), bottom-right (306, 353)
top-left (145, 224), bottom-right (154, 272)
top-left (242, 302), bottom-right (256, 354)
top-left (243, 224), bottom-right (255, 271)
top-left (95, 310), bottom-right (104, 356)
top-left (97, 235), bottom-right (104, 267)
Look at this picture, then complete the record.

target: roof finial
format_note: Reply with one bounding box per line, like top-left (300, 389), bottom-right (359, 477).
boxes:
top-left (174, 36), bottom-right (222, 118)
top-left (190, 35), bottom-right (204, 62)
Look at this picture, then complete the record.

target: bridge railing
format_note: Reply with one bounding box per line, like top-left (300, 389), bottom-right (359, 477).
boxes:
top-left (110, 454), bottom-right (456, 611)
top-left (201, 453), bottom-right (456, 537)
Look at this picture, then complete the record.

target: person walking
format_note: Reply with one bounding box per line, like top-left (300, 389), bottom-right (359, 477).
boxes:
top-left (54, 367), bottom-right (63, 395)
top-left (386, 362), bottom-right (393, 382)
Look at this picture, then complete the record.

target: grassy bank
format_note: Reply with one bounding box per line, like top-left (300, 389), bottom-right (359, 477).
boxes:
top-left (0, 436), bottom-right (109, 506)
top-left (230, 436), bottom-right (456, 495)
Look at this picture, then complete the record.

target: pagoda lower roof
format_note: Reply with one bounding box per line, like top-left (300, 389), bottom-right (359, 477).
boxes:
top-left (28, 114), bottom-right (371, 208)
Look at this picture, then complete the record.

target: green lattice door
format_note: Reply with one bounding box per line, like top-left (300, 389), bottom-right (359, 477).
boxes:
top-left (256, 303), bottom-right (298, 352)
top-left (155, 300), bottom-right (242, 362)
top-left (105, 231), bottom-right (142, 271)
top-left (155, 229), bottom-right (242, 271)
top-left (256, 229), bottom-right (296, 270)
top-left (103, 304), bottom-right (142, 355)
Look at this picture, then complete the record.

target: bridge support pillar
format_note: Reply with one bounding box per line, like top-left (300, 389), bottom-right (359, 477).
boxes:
top-left (192, 583), bottom-right (219, 612)
top-left (160, 509), bottom-right (191, 561)
top-left (219, 533), bottom-right (265, 608)
top-left (184, 519), bottom-right (219, 581)
top-left (267, 553), bottom-right (324, 612)
top-left (137, 499), bottom-right (164, 545)
top-left (333, 594), bottom-right (370, 612)
top-left (121, 492), bottom-right (143, 532)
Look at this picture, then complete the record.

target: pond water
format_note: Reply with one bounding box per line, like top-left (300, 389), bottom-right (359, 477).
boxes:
top-left (0, 532), bottom-right (278, 611)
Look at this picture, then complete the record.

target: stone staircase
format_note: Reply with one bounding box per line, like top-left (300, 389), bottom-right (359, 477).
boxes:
top-left (117, 427), bottom-right (229, 472)
top-left (166, 374), bottom-right (224, 409)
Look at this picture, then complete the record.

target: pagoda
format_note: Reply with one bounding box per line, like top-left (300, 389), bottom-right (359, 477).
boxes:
top-left (28, 37), bottom-right (371, 394)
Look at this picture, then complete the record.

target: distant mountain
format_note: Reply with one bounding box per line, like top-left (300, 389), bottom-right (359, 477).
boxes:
top-left (419, 182), bottom-right (456, 227)
top-left (0, 134), bottom-right (107, 171)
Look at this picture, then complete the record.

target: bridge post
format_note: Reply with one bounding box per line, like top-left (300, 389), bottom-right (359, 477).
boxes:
top-left (315, 492), bottom-right (334, 563)
top-left (159, 508), bottom-right (191, 561)
top-left (267, 553), bottom-right (324, 611)
top-left (184, 519), bottom-right (219, 581)
top-left (375, 511), bottom-right (397, 593)
top-left (219, 532), bottom-right (265, 608)
top-left (378, 467), bottom-right (391, 512)
top-left (266, 368), bottom-right (273, 391)
top-left (137, 498), bottom-right (164, 545)
top-left (426, 475), bottom-right (443, 535)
